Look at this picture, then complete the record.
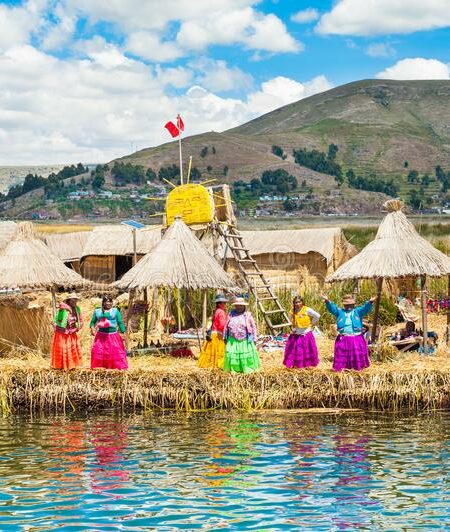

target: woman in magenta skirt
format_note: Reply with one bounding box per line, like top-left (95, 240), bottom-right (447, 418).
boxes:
top-left (283, 296), bottom-right (320, 368)
top-left (90, 295), bottom-right (128, 370)
top-left (322, 293), bottom-right (376, 371)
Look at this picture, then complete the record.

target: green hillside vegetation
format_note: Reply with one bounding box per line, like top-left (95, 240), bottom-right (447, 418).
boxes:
top-left (2, 79), bottom-right (450, 218)
top-left (116, 79), bottom-right (450, 213)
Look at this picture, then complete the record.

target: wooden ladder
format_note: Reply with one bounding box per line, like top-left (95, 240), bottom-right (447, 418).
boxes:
top-left (216, 223), bottom-right (291, 335)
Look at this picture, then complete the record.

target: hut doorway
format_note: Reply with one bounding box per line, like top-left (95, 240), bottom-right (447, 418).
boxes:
top-left (115, 255), bottom-right (133, 280)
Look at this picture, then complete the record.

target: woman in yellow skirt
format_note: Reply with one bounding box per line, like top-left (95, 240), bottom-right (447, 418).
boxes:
top-left (198, 294), bottom-right (228, 368)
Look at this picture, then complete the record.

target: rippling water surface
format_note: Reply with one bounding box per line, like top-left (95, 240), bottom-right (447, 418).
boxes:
top-left (0, 410), bottom-right (449, 530)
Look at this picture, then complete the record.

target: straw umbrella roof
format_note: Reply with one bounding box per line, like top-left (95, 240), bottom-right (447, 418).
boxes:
top-left (327, 200), bottom-right (450, 282)
top-left (115, 217), bottom-right (237, 290)
top-left (0, 222), bottom-right (91, 290)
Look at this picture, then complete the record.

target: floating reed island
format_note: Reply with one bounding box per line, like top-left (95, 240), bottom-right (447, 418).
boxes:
top-left (0, 315), bottom-right (448, 415)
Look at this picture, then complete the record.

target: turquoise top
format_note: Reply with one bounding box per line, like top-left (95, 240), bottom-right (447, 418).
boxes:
top-left (90, 307), bottom-right (126, 333)
top-left (341, 310), bottom-right (356, 335)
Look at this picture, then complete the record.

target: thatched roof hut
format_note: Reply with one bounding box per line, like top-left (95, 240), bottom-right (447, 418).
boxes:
top-left (0, 222), bottom-right (90, 290)
top-left (327, 200), bottom-right (450, 282)
top-left (225, 227), bottom-right (356, 287)
top-left (81, 224), bottom-right (162, 283)
top-left (326, 200), bottom-right (450, 351)
top-left (0, 221), bottom-right (17, 252)
top-left (44, 231), bottom-right (91, 263)
top-left (115, 218), bottom-right (237, 290)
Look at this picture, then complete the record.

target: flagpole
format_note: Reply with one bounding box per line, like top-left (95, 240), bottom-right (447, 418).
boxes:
top-left (178, 121), bottom-right (183, 185)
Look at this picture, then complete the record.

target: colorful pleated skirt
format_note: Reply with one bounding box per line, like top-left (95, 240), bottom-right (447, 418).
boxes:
top-left (51, 331), bottom-right (83, 370)
top-left (223, 337), bottom-right (260, 374)
top-left (283, 331), bottom-right (319, 368)
top-left (333, 334), bottom-right (370, 371)
top-left (91, 332), bottom-right (128, 370)
top-left (198, 332), bottom-right (225, 369)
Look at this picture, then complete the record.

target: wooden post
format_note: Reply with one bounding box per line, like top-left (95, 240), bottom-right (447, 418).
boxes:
top-left (352, 279), bottom-right (359, 302)
top-left (420, 275), bottom-right (428, 354)
top-left (371, 277), bottom-right (383, 344)
top-left (143, 287), bottom-right (149, 348)
top-left (202, 289), bottom-right (208, 339)
top-left (125, 289), bottom-right (135, 351)
top-left (51, 288), bottom-right (57, 317)
top-left (446, 274), bottom-right (450, 347)
top-left (177, 288), bottom-right (182, 332)
top-left (149, 287), bottom-right (159, 330)
top-left (132, 228), bottom-right (137, 266)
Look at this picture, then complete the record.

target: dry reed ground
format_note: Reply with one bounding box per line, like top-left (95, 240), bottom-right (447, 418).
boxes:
top-left (0, 297), bottom-right (448, 413)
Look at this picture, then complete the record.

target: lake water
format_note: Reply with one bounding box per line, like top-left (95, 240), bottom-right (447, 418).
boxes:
top-left (0, 410), bottom-right (449, 530)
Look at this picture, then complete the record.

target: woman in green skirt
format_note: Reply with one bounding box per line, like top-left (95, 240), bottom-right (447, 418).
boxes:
top-left (223, 296), bottom-right (260, 373)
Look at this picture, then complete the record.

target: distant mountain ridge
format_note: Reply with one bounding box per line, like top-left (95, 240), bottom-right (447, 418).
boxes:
top-left (114, 79), bottom-right (450, 213)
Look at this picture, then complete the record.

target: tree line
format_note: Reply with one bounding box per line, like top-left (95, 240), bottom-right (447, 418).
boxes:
top-left (0, 163), bottom-right (88, 202)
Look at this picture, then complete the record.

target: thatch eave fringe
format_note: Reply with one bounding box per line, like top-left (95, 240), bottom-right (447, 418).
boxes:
top-left (114, 218), bottom-right (238, 291)
top-left (327, 200), bottom-right (450, 283)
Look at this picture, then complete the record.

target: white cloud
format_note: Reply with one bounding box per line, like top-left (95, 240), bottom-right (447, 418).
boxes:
top-left (156, 66), bottom-right (193, 88)
top-left (0, 0), bottom-right (44, 50)
top-left (247, 75), bottom-right (332, 115)
top-left (191, 58), bottom-right (253, 92)
top-left (0, 43), bottom-right (329, 164)
top-left (366, 43), bottom-right (395, 58)
top-left (291, 8), bottom-right (320, 24)
top-left (126, 32), bottom-right (183, 62)
top-left (40, 4), bottom-right (76, 50)
top-left (176, 7), bottom-right (301, 53)
top-left (316, 0), bottom-right (450, 36)
top-left (68, 0), bottom-right (257, 31)
top-left (376, 57), bottom-right (450, 80)
top-left (47, 1), bottom-right (300, 58)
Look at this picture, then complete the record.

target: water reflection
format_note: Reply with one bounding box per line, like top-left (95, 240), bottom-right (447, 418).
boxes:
top-left (0, 412), bottom-right (449, 529)
top-left (89, 421), bottom-right (130, 496)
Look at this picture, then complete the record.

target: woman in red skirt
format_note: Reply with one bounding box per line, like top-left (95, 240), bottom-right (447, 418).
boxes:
top-left (90, 295), bottom-right (128, 370)
top-left (51, 293), bottom-right (83, 369)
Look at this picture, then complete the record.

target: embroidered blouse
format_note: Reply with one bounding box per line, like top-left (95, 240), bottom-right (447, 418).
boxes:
top-left (225, 310), bottom-right (257, 341)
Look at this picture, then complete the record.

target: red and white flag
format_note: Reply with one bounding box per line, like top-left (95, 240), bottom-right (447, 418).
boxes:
top-left (164, 114), bottom-right (184, 137)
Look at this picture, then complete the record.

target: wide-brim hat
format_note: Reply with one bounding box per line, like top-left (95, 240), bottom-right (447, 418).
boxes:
top-left (65, 292), bottom-right (80, 300)
top-left (233, 296), bottom-right (248, 306)
top-left (342, 294), bottom-right (355, 305)
top-left (214, 294), bottom-right (228, 303)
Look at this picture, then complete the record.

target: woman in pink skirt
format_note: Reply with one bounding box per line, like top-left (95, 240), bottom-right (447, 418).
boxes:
top-left (90, 295), bottom-right (128, 370)
top-left (283, 296), bottom-right (320, 368)
top-left (322, 293), bottom-right (376, 371)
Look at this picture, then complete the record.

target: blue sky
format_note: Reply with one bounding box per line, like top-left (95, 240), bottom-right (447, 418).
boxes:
top-left (0, 0), bottom-right (449, 164)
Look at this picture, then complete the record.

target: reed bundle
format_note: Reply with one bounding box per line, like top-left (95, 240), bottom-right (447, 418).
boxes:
top-left (0, 326), bottom-right (448, 415)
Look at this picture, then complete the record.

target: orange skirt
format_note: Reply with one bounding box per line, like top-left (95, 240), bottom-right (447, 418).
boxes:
top-left (51, 331), bottom-right (83, 369)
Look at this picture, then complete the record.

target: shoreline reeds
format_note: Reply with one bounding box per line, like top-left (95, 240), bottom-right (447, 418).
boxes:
top-left (1, 356), bottom-right (450, 415)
